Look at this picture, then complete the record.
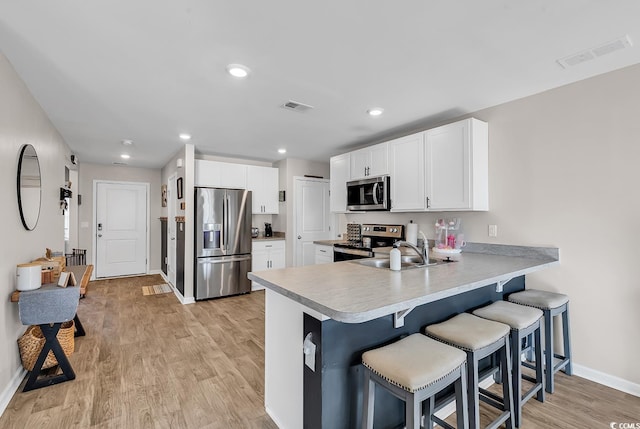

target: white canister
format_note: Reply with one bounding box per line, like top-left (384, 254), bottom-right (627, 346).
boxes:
top-left (16, 263), bottom-right (42, 291)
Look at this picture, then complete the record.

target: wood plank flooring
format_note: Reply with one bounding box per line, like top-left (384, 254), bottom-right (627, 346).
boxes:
top-left (1, 274), bottom-right (638, 428)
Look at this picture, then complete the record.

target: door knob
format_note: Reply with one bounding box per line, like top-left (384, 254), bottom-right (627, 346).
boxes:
top-left (98, 234), bottom-right (102, 237)
top-left (298, 235), bottom-right (302, 239)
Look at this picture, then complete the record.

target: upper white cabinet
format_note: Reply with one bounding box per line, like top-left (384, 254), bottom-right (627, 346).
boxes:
top-left (330, 153), bottom-right (350, 213)
top-left (247, 165), bottom-right (279, 214)
top-left (388, 132), bottom-right (427, 211)
top-left (328, 117), bottom-right (488, 213)
top-left (425, 118), bottom-right (488, 211)
top-left (349, 142), bottom-right (388, 179)
top-left (195, 160), bottom-right (247, 189)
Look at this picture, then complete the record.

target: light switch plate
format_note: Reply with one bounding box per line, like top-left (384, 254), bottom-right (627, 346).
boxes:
top-left (488, 225), bottom-right (498, 237)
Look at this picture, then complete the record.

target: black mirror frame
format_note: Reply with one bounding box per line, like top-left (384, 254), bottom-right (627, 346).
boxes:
top-left (17, 144), bottom-right (42, 231)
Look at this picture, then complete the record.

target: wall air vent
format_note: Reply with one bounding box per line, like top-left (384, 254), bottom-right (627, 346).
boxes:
top-left (557, 35), bottom-right (633, 68)
top-left (280, 100), bottom-right (314, 112)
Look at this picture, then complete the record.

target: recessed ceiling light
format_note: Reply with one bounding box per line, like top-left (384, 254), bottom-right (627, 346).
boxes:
top-left (278, 148), bottom-right (287, 154)
top-left (179, 133), bottom-right (191, 141)
top-left (121, 154), bottom-right (131, 159)
top-left (367, 108), bottom-right (384, 116)
top-left (227, 64), bottom-right (250, 78)
top-left (121, 139), bottom-right (133, 146)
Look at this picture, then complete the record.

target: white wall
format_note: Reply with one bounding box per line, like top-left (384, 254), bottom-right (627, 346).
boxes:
top-left (0, 53), bottom-right (72, 405)
top-left (345, 63), bottom-right (640, 387)
top-left (77, 163), bottom-right (162, 272)
top-left (161, 144), bottom-right (195, 300)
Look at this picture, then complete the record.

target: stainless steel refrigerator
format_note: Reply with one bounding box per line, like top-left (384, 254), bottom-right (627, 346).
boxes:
top-left (195, 187), bottom-right (252, 300)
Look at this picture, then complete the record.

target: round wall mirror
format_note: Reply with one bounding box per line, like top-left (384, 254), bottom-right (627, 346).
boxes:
top-left (17, 144), bottom-right (42, 231)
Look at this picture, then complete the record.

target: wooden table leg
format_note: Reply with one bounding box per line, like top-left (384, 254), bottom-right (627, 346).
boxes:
top-left (73, 314), bottom-right (85, 337)
top-left (23, 323), bottom-right (76, 392)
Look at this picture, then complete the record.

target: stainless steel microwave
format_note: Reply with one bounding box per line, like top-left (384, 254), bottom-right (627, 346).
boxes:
top-left (346, 175), bottom-right (390, 211)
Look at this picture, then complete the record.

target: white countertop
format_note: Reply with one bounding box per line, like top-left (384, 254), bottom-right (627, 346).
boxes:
top-left (248, 248), bottom-right (558, 323)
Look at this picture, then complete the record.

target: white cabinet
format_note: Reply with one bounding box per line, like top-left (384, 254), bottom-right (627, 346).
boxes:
top-left (349, 143), bottom-right (388, 179)
top-left (251, 240), bottom-right (286, 290)
top-left (315, 244), bottom-right (333, 264)
top-left (195, 160), bottom-right (247, 189)
top-left (425, 118), bottom-right (488, 211)
top-left (329, 153), bottom-right (350, 213)
top-left (247, 165), bottom-right (279, 214)
top-left (388, 132), bottom-right (427, 211)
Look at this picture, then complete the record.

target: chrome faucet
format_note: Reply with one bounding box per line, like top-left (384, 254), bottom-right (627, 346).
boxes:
top-left (393, 240), bottom-right (428, 265)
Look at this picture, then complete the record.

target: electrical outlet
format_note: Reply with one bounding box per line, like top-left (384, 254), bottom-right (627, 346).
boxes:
top-left (488, 225), bottom-right (498, 237)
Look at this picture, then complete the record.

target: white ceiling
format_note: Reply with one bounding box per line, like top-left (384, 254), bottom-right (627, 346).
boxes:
top-left (2, 1), bottom-right (640, 168)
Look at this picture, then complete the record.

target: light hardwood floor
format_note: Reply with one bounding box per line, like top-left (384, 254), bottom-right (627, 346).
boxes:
top-left (1, 275), bottom-right (638, 428)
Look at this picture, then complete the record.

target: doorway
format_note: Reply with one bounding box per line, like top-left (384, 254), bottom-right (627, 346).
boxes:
top-left (94, 181), bottom-right (149, 278)
top-left (167, 174), bottom-right (177, 286)
top-left (293, 177), bottom-right (332, 266)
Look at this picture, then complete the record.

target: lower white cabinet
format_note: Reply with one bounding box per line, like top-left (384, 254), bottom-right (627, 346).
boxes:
top-left (315, 244), bottom-right (334, 264)
top-left (251, 240), bottom-right (286, 290)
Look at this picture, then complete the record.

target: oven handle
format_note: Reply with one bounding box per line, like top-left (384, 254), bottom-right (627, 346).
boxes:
top-left (333, 246), bottom-right (373, 258)
top-left (372, 183), bottom-right (379, 205)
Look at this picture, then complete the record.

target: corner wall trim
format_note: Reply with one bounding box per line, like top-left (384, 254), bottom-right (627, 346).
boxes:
top-left (573, 363), bottom-right (640, 398)
top-left (0, 367), bottom-right (26, 417)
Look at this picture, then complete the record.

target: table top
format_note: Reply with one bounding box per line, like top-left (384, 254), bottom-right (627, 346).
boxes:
top-left (11, 265), bottom-right (93, 302)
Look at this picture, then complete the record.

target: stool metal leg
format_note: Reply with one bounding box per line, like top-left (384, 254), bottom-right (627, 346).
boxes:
top-left (406, 392), bottom-right (420, 429)
top-left (534, 325), bottom-right (545, 402)
top-left (455, 363), bottom-right (469, 429)
top-left (544, 309), bottom-right (554, 394)
top-left (511, 330), bottom-right (522, 428)
top-left (501, 339), bottom-right (515, 429)
top-left (466, 352), bottom-right (480, 429)
top-left (362, 368), bottom-right (374, 429)
top-left (561, 305), bottom-right (572, 375)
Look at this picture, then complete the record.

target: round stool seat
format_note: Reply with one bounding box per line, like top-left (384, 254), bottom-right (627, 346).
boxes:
top-left (362, 333), bottom-right (466, 393)
top-left (425, 312), bottom-right (510, 351)
top-left (473, 300), bottom-right (543, 330)
top-left (508, 289), bottom-right (569, 310)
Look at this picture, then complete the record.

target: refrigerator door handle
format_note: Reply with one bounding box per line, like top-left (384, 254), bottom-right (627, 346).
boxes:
top-left (197, 255), bottom-right (251, 264)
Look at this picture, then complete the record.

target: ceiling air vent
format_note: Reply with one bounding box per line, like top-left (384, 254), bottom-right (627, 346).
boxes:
top-left (280, 100), bottom-right (314, 113)
top-left (557, 35), bottom-right (633, 68)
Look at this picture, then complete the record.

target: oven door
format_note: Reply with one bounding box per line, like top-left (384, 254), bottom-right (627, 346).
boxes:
top-left (346, 176), bottom-right (390, 211)
top-left (333, 246), bottom-right (372, 262)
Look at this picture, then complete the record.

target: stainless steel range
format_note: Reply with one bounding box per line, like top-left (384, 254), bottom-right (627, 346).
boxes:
top-left (333, 224), bottom-right (404, 262)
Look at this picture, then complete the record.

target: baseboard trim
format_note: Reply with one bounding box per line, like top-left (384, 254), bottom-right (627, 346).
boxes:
top-left (265, 406), bottom-right (287, 429)
top-left (573, 363), bottom-right (640, 397)
top-left (0, 367), bottom-right (26, 417)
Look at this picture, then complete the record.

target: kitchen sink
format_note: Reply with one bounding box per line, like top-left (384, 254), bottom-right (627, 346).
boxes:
top-left (351, 256), bottom-right (448, 270)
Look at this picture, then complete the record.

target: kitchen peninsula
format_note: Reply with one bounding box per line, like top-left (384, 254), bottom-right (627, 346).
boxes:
top-left (248, 244), bottom-right (559, 429)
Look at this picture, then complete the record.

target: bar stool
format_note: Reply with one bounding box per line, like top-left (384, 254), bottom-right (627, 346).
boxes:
top-left (508, 290), bottom-right (571, 394)
top-left (473, 301), bottom-right (544, 427)
top-left (426, 313), bottom-right (514, 429)
top-left (362, 333), bottom-right (469, 429)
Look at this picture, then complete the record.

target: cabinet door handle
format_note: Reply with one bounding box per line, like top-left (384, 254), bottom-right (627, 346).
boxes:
top-left (426, 197), bottom-right (430, 209)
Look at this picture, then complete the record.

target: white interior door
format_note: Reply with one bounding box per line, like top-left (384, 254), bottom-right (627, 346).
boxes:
top-left (95, 181), bottom-right (148, 278)
top-left (167, 174), bottom-right (177, 286)
top-left (294, 177), bottom-right (331, 266)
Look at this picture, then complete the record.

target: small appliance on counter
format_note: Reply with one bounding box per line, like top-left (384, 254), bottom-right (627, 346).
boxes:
top-left (251, 227), bottom-right (260, 238)
top-left (264, 223), bottom-right (273, 237)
